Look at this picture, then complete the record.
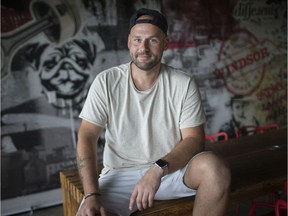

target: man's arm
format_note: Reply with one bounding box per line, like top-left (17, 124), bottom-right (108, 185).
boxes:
top-left (162, 124), bottom-right (205, 173)
top-left (76, 119), bottom-right (107, 216)
top-left (129, 124), bottom-right (205, 211)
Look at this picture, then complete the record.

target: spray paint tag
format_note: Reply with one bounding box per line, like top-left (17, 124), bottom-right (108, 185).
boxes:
top-left (47, 91), bottom-right (57, 104)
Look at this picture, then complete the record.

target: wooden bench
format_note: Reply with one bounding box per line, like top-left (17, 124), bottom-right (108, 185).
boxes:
top-left (60, 128), bottom-right (287, 215)
top-left (60, 169), bottom-right (195, 215)
top-left (60, 169), bottom-right (286, 216)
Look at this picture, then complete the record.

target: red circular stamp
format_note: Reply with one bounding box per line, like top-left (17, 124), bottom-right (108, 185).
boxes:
top-left (213, 29), bottom-right (272, 96)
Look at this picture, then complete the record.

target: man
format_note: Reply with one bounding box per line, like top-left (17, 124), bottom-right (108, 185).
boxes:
top-left (76, 8), bottom-right (230, 216)
top-left (219, 95), bottom-right (259, 139)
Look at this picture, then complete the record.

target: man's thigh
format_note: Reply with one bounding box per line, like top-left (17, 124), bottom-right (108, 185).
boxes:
top-left (99, 169), bottom-right (142, 215)
top-left (155, 166), bottom-right (196, 200)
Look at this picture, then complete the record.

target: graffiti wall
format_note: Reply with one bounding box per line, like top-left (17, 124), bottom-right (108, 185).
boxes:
top-left (1, 0), bottom-right (286, 214)
top-left (161, 0), bottom-right (287, 136)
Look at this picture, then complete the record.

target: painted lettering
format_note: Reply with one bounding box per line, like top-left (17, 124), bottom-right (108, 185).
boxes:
top-left (234, 2), bottom-right (279, 20)
top-left (266, 105), bottom-right (287, 123)
top-left (256, 82), bottom-right (285, 100)
top-left (261, 93), bottom-right (287, 111)
top-left (213, 47), bottom-right (270, 78)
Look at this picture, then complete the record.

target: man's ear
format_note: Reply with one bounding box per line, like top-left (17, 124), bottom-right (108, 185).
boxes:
top-left (164, 37), bottom-right (169, 50)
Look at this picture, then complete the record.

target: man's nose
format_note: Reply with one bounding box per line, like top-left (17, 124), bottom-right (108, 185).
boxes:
top-left (139, 39), bottom-right (149, 51)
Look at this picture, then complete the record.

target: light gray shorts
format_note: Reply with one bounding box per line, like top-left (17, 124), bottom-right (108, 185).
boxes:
top-left (92, 165), bottom-right (196, 216)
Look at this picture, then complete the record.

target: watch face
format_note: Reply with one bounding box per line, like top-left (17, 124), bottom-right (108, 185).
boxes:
top-left (156, 159), bottom-right (168, 168)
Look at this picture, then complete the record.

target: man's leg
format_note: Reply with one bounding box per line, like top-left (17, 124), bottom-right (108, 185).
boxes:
top-left (98, 169), bottom-right (142, 215)
top-left (184, 151), bottom-right (231, 216)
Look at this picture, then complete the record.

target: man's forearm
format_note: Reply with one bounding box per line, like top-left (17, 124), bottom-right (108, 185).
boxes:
top-left (76, 121), bottom-right (103, 195)
top-left (76, 140), bottom-right (100, 194)
top-left (162, 136), bottom-right (204, 174)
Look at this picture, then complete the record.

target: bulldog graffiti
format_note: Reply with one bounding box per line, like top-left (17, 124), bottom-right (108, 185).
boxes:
top-left (17, 30), bottom-right (105, 109)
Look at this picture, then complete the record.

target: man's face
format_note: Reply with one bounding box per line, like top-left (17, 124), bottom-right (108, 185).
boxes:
top-left (128, 15), bottom-right (168, 71)
top-left (232, 101), bottom-right (247, 123)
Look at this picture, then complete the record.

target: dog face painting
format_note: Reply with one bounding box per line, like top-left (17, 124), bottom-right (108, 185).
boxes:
top-left (39, 41), bottom-right (92, 105)
top-left (23, 32), bottom-right (104, 109)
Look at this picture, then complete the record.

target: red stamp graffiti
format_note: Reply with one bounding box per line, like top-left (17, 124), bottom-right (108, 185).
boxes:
top-left (213, 29), bottom-right (273, 96)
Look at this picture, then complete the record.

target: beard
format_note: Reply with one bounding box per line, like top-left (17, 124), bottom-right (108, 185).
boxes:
top-left (131, 52), bottom-right (161, 71)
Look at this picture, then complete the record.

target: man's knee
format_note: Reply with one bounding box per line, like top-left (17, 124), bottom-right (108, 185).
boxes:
top-left (184, 151), bottom-right (231, 190)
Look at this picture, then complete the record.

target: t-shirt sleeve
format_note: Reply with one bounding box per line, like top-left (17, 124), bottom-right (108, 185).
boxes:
top-left (180, 77), bottom-right (206, 129)
top-left (79, 75), bottom-right (108, 127)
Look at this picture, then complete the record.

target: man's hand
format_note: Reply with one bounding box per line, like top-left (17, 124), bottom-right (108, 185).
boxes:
top-left (129, 165), bottom-right (164, 211)
top-left (76, 196), bottom-right (108, 216)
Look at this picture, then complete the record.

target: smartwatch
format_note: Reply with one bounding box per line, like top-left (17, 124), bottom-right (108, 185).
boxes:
top-left (155, 159), bottom-right (168, 169)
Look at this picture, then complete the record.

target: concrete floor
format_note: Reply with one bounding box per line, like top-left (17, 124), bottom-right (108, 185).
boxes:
top-left (13, 205), bottom-right (63, 216)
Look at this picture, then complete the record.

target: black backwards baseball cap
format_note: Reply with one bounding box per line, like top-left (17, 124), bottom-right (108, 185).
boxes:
top-left (129, 8), bottom-right (168, 35)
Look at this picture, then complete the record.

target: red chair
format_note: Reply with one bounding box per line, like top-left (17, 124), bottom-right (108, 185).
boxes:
top-left (248, 180), bottom-right (287, 216)
top-left (235, 125), bottom-right (259, 138)
top-left (235, 123), bottom-right (281, 214)
top-left (235, 124), bottom-right (280, 138)
top-left (205, 132), bottom-right (228, 143)
top-left (275, 199), bottom-right (288, 216)
top-left (257, 124), bottom-right (280, 133)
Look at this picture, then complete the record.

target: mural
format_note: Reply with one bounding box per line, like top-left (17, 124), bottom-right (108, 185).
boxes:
top-left (1, 0), bottom-right (287, 214)
top-left (1, 0), bottom-right (105, 203)
top-left (161, 0), bottom-right (287, 134)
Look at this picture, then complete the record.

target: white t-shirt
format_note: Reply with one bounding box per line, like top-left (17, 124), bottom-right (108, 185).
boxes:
top-left (79, 62), bottom-right (206, 174)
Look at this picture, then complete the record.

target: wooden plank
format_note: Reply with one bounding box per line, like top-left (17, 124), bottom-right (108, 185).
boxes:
top-left (60, 169), bottom-right (84, 216)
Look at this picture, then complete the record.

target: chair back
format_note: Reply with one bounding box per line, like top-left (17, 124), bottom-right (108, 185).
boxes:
top-left (257, 124), bottom-right (280, 133)
top-left (248, 180), bottom-right (287, 216)
top-left (235, 124), bottom-right (280, 138)
top-left (235, 125), bottom-right (258, 138)
top-left (205, 132), bottom-right (228, 143)
top-left (275, 180), bottom-right (288, 216)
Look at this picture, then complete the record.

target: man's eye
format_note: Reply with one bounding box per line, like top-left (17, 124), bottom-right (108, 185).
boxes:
top-left (134, 38), bottom-right (141, 43)
top-left (150, 39), bottom-right (158, 43)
